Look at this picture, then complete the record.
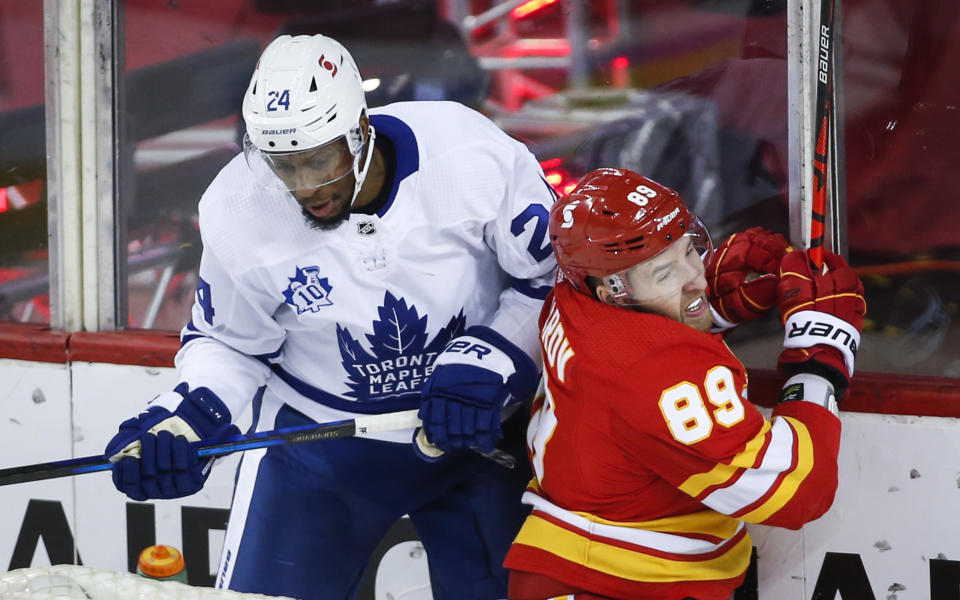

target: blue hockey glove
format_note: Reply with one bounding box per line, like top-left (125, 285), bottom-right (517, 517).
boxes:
top-left (416, 326), bottom-right (538, 457)
top-left (104, 384), bottom-right (240, 501)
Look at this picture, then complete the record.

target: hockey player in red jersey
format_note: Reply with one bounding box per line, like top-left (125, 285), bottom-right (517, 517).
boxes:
top-left (504, 168), bottom-right (865, 600)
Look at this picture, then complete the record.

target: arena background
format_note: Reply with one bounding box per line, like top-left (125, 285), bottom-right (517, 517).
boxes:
top-left (2, 1), bottom-right (960, 598)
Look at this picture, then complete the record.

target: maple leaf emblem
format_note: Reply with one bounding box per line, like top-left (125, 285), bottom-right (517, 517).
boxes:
top-left (337, 291), bottom-right (465, 402)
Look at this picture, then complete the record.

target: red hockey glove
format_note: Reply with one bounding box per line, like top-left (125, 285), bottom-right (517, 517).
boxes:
top-left (777, 249), bottom-right (866, 398)
top-left (707, 227), bottom-right (791, 328)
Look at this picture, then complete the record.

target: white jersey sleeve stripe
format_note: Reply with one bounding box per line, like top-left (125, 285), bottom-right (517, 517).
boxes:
top-left (523, 491), bottom-right (744, 556)
top-left (700, 417), bottom-right (796, 515)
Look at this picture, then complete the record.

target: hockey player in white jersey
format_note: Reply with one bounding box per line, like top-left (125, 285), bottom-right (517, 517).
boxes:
top-left (103, 34), bottom-right (556, 600)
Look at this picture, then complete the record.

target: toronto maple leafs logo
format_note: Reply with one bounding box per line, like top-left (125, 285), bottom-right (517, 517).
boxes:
top-left (283, 266), bottom-right (333, 315)
top-left (337, 291), bottom-right (465, 402)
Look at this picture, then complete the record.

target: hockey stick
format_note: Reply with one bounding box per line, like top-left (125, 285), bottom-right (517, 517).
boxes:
top-left (0, 410), bottom-right (513, 487)
top-left (809, 0), bottom-right (836, 269)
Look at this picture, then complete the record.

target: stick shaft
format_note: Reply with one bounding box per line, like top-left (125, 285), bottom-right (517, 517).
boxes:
top-left (810, 0), bottom-right (836, 268)
top-left (0, 410), bottom-right (420, 487)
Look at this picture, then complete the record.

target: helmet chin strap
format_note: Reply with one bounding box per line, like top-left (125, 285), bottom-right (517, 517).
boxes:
top-left (349, 124), bottom-right (377, 208)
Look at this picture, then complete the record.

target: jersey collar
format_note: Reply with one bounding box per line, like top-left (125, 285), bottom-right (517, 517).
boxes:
top-left (369, 113), bottom-right (419, 217)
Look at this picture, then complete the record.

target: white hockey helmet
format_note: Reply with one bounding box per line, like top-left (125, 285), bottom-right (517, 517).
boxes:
top-left (241, 34), bottom-right (376, 202)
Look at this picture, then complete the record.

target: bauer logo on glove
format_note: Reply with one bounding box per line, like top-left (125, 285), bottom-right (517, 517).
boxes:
top-left (776, 248), bottom-right (866, 398)
top-left (784, 312), bottom-right (859, 371)
top-left (415, 326), bottom-right (538, 456)
top-left (436, 337), bottom-right (518, 383)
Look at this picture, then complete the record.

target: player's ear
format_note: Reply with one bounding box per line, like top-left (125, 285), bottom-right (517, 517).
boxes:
top-left (586, 275), bottom-right (616, 306)
top-left (595, 284), bottom-right (617, 306)
top-left (359, 111), bottom-right (370, 139)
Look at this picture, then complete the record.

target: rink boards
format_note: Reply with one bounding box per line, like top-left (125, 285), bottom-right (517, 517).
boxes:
top-left (2, 358), bottom-right (960, 600)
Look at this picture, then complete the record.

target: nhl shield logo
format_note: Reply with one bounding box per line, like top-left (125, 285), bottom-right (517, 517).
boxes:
top-left (357, 220), bottom-right (376, 236)
top-left (283, 266), bottom-right (333, 314)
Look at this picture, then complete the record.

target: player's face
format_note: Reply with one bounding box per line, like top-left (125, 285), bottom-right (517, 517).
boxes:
top-left (624, 237), bottom-right (712, 332)
top-left (264, 139), bottom-right (357, 230)
top-left (293, 169), bottom-right (355, 230)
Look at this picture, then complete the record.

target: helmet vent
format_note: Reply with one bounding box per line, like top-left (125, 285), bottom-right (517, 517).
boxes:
top-left (251, 82), bottom-right (257, 95)
top-left (601, 236), bottom-right (645, 253)
top-left (309, 77), bottom-right (318, 92)
top-left (326, 113), bottom-right (337, 123)
top-left (601, 209), bottom-right (617, 216)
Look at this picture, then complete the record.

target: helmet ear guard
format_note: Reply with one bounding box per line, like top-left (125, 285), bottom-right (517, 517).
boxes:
top-left (346, 116), bottom-right (366, 154)
top-left (604, 274), bottom-right (628, 296)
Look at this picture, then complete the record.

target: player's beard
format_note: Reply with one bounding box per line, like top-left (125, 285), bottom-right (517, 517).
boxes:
top-left (301, 201), bottom-right (351, 231)
top-left (629, 291), bottom-right (712, 332)
top-left (296, 173), bottom-right (357, 231)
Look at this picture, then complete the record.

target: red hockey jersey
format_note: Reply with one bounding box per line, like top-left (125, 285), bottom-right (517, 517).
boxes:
top-left (504, 280), bottom-right (841, 600)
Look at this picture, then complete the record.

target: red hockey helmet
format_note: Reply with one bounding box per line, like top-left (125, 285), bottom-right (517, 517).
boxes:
top-left (549, 168), bottom-right (709, 299)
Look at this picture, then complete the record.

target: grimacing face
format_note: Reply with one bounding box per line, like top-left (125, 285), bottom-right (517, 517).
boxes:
top-left (620, 237), bottom-right (712, 332)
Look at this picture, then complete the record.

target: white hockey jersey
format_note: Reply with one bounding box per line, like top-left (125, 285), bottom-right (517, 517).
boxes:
top-left (174, 101), bottom-right (557, 441)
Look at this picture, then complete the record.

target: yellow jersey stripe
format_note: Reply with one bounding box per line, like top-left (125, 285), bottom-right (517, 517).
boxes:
top-left (569, 509), bottom-right (741, 540)
top-left (512, 515), bottom-right (752, 583)
top-left (739, 416), bottom-right (814, 523)
top-left (679, 420), bottom-right (773, 497)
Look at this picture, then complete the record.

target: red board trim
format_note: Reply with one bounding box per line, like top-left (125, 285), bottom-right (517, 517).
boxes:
top-left (748, 368), bottom-right (960, 418)
top-left (68, 330), bottom-right (181, 368)
top-left (1, 324), bottom-right (959, 417)
top-left (0, 324), bottom-right (70, 364)
top-left (0, 324), bottom-right (179, 367)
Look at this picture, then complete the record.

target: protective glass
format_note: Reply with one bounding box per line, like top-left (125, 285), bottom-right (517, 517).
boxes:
top-left (242, 133), bottom-right (360, 192)
top-left (602, 216), bottom-right (714, 306)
